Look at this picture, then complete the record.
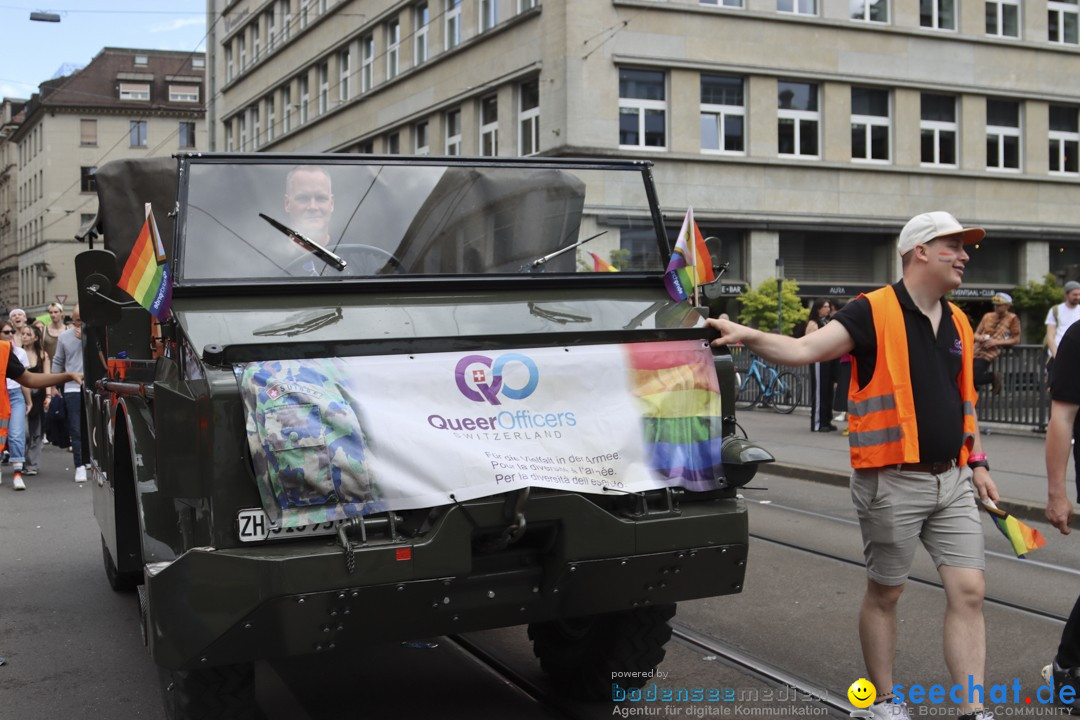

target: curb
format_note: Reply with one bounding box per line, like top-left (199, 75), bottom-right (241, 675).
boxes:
top-left (766, 462), bottom-right (1049, 526)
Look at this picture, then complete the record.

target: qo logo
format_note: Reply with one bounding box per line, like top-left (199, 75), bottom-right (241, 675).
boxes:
top-left (455, 353), bottom-right (539, 405)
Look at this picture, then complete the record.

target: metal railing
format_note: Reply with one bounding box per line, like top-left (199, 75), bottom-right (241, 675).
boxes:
top-left (728, 344), bottom-right (1049, 429)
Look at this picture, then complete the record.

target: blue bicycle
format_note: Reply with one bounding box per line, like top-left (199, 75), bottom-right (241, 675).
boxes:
top-left (735, 354), bottom-right (800, 414)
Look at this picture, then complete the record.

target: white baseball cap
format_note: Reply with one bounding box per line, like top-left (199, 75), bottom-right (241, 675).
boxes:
top-left (898, 211), bottom-right (985, 256)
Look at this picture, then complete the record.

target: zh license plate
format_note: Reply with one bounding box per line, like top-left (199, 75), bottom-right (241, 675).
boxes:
top-left (236, 508), bottom-right (342, 543)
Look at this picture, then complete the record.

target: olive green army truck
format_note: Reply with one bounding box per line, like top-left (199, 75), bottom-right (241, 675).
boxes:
top-left (76, 154), bottom-right (771, 720)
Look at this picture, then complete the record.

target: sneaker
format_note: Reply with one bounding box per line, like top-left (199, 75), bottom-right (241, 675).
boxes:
top-left (22, 467), bottom-right (37, 476)
top-left (12, 473), bottom-right (25, 491)
top-left (957, 711), bottom-right (995, 720)
top-left (1042, 662), bottom-right (1080, 714)
top-left (869, 699), bottom-right (911, 720)
top-left (74, 465), bottom-right (87, 483)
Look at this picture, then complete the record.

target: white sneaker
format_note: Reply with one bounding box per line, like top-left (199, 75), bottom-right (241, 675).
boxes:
top-left (74, 465), bottom-right (87, 483)
top-left (13, 474), bottom-right (25, 491)
top-left (869, 700), bottom-right (911, 720)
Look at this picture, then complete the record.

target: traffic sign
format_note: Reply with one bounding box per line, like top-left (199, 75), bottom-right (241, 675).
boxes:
top-left (56, 294), bottom-right (67, 304)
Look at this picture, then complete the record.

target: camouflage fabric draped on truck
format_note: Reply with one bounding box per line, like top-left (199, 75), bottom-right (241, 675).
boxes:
top-left (76, 154), bottom-right (772, 720)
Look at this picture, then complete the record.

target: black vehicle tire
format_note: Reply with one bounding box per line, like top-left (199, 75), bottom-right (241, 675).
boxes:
top-left (771, 372), bottom-right (800, 414)
top-left (734, 376), bottom-right (758, 410)
top-left (102, 535), bottom-right (140, 592)
top-left (527, 604), bottom-right (676, 701)
top-left (160, 662), bottom-right (263, 720)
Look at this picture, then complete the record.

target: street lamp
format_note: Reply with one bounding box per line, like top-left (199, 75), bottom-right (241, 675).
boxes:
top-left (775, 257), bottom-right (785, 334)
top-left (30, 11), bottom-right (61, 22)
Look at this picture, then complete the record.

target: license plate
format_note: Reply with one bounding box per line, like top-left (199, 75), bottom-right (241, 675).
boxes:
top-left (236, 508), bottom-right (343, 543)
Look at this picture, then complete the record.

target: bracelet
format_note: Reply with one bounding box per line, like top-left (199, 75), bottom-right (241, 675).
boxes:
top-left (968, 460), bottom-right (990, 471)
top-left (968, 453), bottom-right (987, 463)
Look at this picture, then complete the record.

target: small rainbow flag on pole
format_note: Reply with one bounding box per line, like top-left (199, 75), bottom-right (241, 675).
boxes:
top-left (118, 203), bottom-right (172, 320)
top-left (664, 207), bottom-right (714, 304)
top-left (982, 500), bottom-right (1047, 558)
top-left (589, 252), bottom-right (619, 273)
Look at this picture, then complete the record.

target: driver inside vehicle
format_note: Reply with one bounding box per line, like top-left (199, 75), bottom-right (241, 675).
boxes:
top-left (284, 165), bottom-right (335, 247)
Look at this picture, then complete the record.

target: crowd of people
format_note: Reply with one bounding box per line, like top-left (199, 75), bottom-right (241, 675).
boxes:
top-left (1, 302), bottom-right (86, 490)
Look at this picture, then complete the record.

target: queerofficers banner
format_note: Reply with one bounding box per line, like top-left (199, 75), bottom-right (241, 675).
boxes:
top-left (239, 340), bottom-right (725, 528)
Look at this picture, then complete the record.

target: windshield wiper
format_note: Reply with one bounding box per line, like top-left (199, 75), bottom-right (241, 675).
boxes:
top-left (525, 230), bottom-right (608, 272)
top-left (259, 213), bottom-right (348, 272)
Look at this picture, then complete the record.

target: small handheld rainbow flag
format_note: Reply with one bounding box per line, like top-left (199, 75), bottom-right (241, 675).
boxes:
top-left (663, 207), bottom-right (714, 304)
top-left (589, 251), bottom-right (619, 273)
top-left (982, 500), bottom-right (1047, 558)
top-left (118, 203), bottom-right (172, 320)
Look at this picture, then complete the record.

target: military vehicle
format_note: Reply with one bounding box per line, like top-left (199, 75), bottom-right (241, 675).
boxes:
top-left (76, 154), bottom-right (771, 719)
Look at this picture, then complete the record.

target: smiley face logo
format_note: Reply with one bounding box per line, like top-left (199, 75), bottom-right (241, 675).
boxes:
top-left (847, 678), bottom-right (877, 709)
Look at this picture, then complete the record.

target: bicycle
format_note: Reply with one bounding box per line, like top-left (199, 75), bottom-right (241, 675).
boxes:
top-left (735, 354), bottom-right (801, 414)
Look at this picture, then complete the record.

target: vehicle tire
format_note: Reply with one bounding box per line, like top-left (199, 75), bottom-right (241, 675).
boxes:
top-left (102, 535), bottom-right (141, 592)
top-left (771, 372), bottom-right (800, 414)
top-left (528, 604), bottom-right (676, 701)
top-left (734, 377), bottom-right (758, 410)
top-left (160, 662), bottom-right (263, 720)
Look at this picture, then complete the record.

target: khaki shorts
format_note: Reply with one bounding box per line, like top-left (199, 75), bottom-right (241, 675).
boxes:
top-left (850, 464), bottom-right (984, 586)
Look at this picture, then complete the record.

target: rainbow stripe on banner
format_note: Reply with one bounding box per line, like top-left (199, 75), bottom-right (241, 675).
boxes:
top-left (626, 341), bottom-right (724, 491)
top-left (982, 500), bottom-right (1047, 558)
top-left (118, 203), bottom-right (172, 320)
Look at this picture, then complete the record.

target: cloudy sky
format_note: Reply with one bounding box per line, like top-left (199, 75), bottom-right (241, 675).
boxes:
top-left (0, 2), bottom-right (207, 101)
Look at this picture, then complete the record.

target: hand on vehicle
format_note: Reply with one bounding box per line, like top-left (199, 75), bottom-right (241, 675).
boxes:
top-left (705, 317), bottom-right (752, 347)
top-left (69, 371), bottom-right (84, 385)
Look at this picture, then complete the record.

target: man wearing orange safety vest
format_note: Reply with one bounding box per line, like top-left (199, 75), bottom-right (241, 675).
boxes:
top-left (0, 336), bottom-right (83, 489)
top-left (707, 212), bottom-right (1000, 720)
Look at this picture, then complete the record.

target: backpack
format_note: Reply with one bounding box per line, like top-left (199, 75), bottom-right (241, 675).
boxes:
top-left (45, 394), bottom-right (70, 449)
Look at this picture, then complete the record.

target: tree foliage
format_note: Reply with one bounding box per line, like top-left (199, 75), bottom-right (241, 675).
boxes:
top-left (1011, 274), bottom-right (1063, 343)
top-left (737, 278), bottom-right (809, 336)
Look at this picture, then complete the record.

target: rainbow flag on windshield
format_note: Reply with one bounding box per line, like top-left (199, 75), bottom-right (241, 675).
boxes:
top-left (982, 500), bottom-right (1047, 558)
top-left (589, 252), bottom-right (619, 272)
top-left (118, 203), bottom-right (172, 320)
top-left (663, 207), bottom-right (714, 304)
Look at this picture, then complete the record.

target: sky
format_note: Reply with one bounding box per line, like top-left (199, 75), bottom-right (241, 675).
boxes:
top-left (0, 2), bottom-right (208, 101)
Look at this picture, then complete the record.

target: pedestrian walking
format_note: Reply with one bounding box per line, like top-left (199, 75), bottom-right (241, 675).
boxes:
top-left (19, 324), bottom-right (49, 477)
top-left (1041, 319), bottom-right (1080, 712)
top-left (42, 302), bottom-right (65, 360)
top-left (805, 298), bottom-right (837, 432)
top-left (51, 305), bottom-right (88, 483)
top-left (972, 293), bottom-right (1020, 396)
top-left (706, 211), bottom-right (999, 720)
top-left (1045, 281), bottom-right (1080, 379)
top-left (1, 320), bottom-right (29, 490)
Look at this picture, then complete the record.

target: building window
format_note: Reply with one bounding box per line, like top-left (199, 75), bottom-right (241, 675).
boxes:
top-left (193, 56), bottom-right (206, 68)
top-left (1049, 105), bottom-right (1079, 174)
top-left (299, 75), bottom-right (309, 124)
top-left (283, 85), bottom-right (292, 133)
top-left (778, 0), bottom-right (816, 14)
top-left (920, 92), bottom-right (957, 166)
top-left (281, 0), bottom-right (292, 41)
top-left (238, 113), bottom-right (248, 151)
top-left (1049, 0), bottom-right (1079, 44)
top-left (179, 121), bottom-right (196, 148)
top-left (388, 132), bottom-right (400, 154)
top-left (851, 0), bottom-right (888, 22)
top-left (250, 105), bottom-right (261, 149)
top-left (339, 49), bottom-right (351, 102)
top-left (701, 0), bottom-right (743, 6)
top-left (252, 22), bottom-right (261, 61)
top-left (226, 45), bottom-right (234, 81)
top-left (519, 79), bottom-right (540, 156)
top-left (921, 0), bottom-right (956, 30)
top-left (618, 68), bottom-right (666, 149)
top-left (119, 82), bottom-right (150, 101)
top-left (80, 118), bottom-right (97, 146)
top-left (266, 97), bottom-right (276, 142)
top-left (446, 108), bottom-right (462, 155)
top-left (446, 0), bottom-right (462, 50)
top-left (700, 74), bottom-right (744, 154)
top-left (266, 9), bottom-right (277, 52)
top-left (318, 62), bottom-right (329, 115)
top-left (851, 87), bottom-right (890, 162)
top-left (239, 35), bottom-right (247, 71)
top-left (986, 0), bottom-right (1020, 36)
top-left (225, 124), bottom-right (234, 152)
top-left (986, 98), bottom-right (1021, 171)
top-left (415, 2), bottom-right (429, 65)
top-left (361, 35), bottom-right (374, 92)
top-left (300, 0), bottom-right (309, 28)
top-left (415, 121), bottom-right (430, 154)
top-left (519, 0), bottom-right (539, 10)
top-left (387, 18), bottom-right (400, 80)
top-left (169, 84), bottom-right (199, 102)
top-left (80, 166), bottom-right (97, 193)
top-left (134, 54), bottom-right (148, 65)
top-left (480, 95), bottom-right (498, 156)
top-left (130, 120), bottom-right (148, 147)
top-left (777, 81), bottom-right (819, 157)
top-left (357, 140), bottom-right (374, 153)
top-left (480, 0), bottom-right (497, 31)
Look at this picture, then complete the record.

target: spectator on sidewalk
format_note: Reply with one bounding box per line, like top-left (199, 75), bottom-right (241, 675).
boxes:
top-left (706, 211), bottom-right (999, 720)
top-left (972, 293), bottom-right (1021, 396)
top-left (1041, 320), bottom-right (1080, 712)
top-left (19, 324), bottom-right (48, 477)
top-left (51, 305), bottom-right (89, 483)
top-left (804, 298), bottom-right (837, 432)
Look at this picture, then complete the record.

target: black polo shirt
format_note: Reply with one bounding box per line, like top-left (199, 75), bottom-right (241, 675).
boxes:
top-left (833, 280), bottom-right (964, 463)
top-left (6, 350), bottom-right (24, 380)
top-left (1051, 321), bottom-right (1080, 405)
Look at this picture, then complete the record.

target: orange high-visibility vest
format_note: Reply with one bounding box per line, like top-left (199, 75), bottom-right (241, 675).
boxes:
top-left (0, 342), bottom-right (10, 450)
top-left (847, 285), bottom-right (977, 468)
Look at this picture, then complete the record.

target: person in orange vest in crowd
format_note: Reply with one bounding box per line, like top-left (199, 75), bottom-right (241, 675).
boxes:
top-left (706, 211), bottom-right (1000, 720)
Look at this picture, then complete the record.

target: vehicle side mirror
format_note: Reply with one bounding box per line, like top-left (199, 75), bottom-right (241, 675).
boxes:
top-left (76, 249), bottom-right (122, 326)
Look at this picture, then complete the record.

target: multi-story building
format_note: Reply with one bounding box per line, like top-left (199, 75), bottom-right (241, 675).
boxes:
top-left (3, 47), bottom-right (206, 316)
top-left (207, 0), bottom-right (1080, 310)
top-left (0, 98), bottom-right (27, 314)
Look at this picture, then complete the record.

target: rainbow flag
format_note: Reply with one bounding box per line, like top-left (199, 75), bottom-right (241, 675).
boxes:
top-left (663, 207), bottom-right (714, 303)
top-left (626, 340), bottom-right (724, 491)
top-left (982, 500), bottom-right (1047, 558)
top-left (118, 203), bottom-right (172, 320)
top-left (589, 252), bottom-right (619, 272)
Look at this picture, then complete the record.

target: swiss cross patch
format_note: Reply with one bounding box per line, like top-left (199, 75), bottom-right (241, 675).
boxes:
top-left (267, 386), bottom-right (281, 400)
top-left (472, 369), bottom-right (486, 383)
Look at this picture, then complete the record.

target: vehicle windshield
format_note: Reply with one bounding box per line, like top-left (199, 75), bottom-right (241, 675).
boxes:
top-left (178, 158), bottom-right (665, 282)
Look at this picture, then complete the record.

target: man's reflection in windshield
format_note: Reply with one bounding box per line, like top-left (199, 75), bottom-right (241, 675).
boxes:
top-left (284, 165), bottom-right (334, 246)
